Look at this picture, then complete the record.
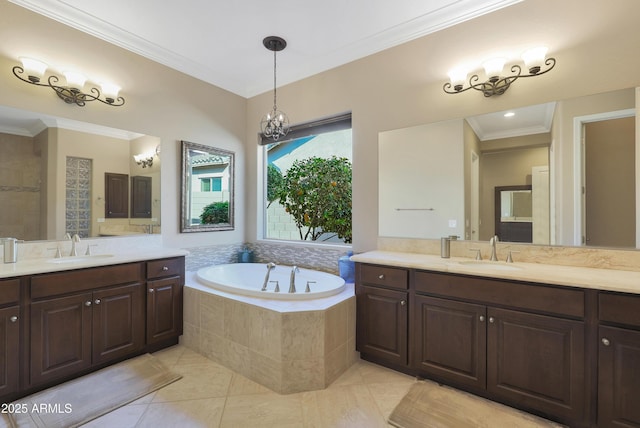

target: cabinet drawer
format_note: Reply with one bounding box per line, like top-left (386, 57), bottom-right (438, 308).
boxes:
top-left (599, 292), bottom-right (640, 328)
top-left (414, 270), bottom-right (584, 319)
top-left (0, 278), bottom-right (20, 306)
top-left (358, 264), bottom-right (408, 290)
top-left (147, 257), bottom-right (184, 280)
top-left (31, 263), bottom-right (144, 299)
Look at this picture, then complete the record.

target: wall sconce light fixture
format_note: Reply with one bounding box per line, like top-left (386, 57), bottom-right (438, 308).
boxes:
top-left (133, 146), bottom-right (159, 168)
top-left (443, 47), bottom-right (556, 97)
top-left (133, 153), bottom-right (154, 168)
top-left (12, 57), bottom-right (125, 107)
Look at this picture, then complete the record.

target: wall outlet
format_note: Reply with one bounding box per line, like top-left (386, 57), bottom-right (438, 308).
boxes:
top-left (97, 218), bottom-right (105, 223)
top-left (448, 219), bottom-right (457, 228)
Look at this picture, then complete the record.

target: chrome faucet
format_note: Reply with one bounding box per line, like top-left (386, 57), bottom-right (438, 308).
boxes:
top-left (261, 262), bottom-right (277, 291)
top-left (289, 266), bottom-right (300, 293)
top-left (70, 234), bottom-right (81, 257)
top-left (489, 235), bottom-right (499, 261)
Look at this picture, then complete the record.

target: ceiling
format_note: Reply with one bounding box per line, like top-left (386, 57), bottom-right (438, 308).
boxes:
top-left (8, 0), bottom-right (522, 99)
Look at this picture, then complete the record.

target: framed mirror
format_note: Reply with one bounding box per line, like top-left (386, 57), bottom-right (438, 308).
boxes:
top-left (181, 140), bottom-right (234, 232)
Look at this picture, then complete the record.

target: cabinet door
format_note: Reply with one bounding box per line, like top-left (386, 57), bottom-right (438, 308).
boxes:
top-left (487, 307), bottom-right (585, 422)
top-left (92, 284), bottom-right (145, 365)
top-left (598, 325), bottom-right (640, 427)
top-left (0, 306), bottom-right (20, 396)
top-left (30, 293), bottom-right (92, 386)
top-left (412, 295), bottom-right (486, 390)
top-left (146, 276), bottom-right (183, 345)
top-left (356, 284), bottom-right (408, 366)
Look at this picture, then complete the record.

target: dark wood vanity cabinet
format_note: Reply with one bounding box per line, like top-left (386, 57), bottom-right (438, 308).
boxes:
top-left (146, 257), bottom-right (184, 345)
top-left (356, 262), bottom-right (591, 426)
top-left (29, 263), bottom-right (145, 387)
top-left (0, 279), bottom-right (21, 397)
top-left (411, 271), bottom-right (586, 424)
top-left (0, 255), bottom-right (185, 404)
top-left (355, 264), bottom-right (409, 368)
top-left (597, 292), bottom-right (640, 427)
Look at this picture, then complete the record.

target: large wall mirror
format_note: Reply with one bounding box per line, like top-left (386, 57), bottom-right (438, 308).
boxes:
top-left (379, 87), bottom-right (638, 249)
top-left (181, 140), bottom-right (234, 232)
top-left (0, 105), bottom-right (161, 242)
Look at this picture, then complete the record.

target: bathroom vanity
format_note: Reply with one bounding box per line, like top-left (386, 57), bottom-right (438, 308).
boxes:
top-left (353, 251), bottom-right (640, 428)
top-left (0, 251), bottom-right (185, 404)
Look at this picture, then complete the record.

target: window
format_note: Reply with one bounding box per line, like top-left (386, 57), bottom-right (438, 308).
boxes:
top-left (200, 177), bottom-right (222, 192)
top-left (263, 113), bottom-right (352, 244)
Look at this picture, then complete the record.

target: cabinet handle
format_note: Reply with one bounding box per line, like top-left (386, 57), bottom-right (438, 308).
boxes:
top-left (378, 274), bottom-right (385, 280)
top-left (94, 299), bottom-right (101, 305)
top-left (601, 338), bottom-right (610, 346)
top-left (149, 288), bottom-right (155, 293)
top-left (489, 317), bottom-right (495, 323)
top-left (162, 266), bottom-right (169, 271)
top-left (400, 300), bottom-right (406, 306)
top-left (479, 315), bottom-right (485, 322)
top-left (9, 316), bottom-right (18, 323)
top-left (85, 301), bottom-right (92, 307)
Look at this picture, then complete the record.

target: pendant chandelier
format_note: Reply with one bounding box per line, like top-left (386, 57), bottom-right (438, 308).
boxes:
top-left (260, 36), bottom-right (290, 142)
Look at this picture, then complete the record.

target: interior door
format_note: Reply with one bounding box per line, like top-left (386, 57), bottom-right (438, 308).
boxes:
top-left (584, 116), bottom-right (635, 247)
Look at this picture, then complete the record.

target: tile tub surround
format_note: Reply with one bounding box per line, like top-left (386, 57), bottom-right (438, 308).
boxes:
top-left (182, 272), bottom-right (357, 394)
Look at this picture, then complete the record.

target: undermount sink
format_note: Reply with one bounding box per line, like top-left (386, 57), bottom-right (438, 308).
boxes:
top-left (46, 254), bottom-right (115, 264)
top-left (454, 260), bottom-right (523, 271)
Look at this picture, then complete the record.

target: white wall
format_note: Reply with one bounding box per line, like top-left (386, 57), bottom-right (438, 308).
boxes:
top-left (378, 119), bottom-right (465, 239)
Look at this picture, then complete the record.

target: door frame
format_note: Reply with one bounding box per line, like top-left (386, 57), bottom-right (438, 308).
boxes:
top-left (572, 108), bottom-right (636, 246)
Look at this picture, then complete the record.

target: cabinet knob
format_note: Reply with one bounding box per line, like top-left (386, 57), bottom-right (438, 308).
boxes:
top-left (378, 274), bottom-right (385, 280)
top-left (9, 316), bottom-right (18, 323)
top-left (94, 299), bottom-right (101, 305)
top-left (400, 300), bottom-right (406, 306)
top-left (479, 315), bottom-right (485, 322)
top-left (149, 288), bottom-right (155, 293)
top-left (85, 301), bottom-right (92, 306)
top-left (162, 266), bottom-right (169, 271)
top-left (601, 338), bottom-right (611, 346)
top-left (489, 317), bottom-right (495, 323)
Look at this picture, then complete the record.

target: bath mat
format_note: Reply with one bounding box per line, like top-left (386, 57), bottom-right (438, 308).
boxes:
top-left (388, 381), bottom-right (565, 428)
top-left (8, 353), bottom-right (181, 428)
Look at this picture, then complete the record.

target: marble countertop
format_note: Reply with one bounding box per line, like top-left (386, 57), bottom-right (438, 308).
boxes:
top-left (0, 248), bottom-right (189, 279)
top-left (351, 250), bottom-right (640, 295)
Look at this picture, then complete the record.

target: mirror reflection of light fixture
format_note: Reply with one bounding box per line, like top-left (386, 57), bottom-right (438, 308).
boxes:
top-left (443, 47), bottom-right (556, 97)
top-left (12, 57), bottom-right (125, 106)
top-left (259, 36), bottom-right (289, 143)
top-left (134, 152), bottom-right (154, 168)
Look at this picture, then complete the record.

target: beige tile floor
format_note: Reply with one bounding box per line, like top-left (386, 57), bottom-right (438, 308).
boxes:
top-left (0, 345), bottom-right (414, 428)
top-left (0, 345), bottom-right (563, 427)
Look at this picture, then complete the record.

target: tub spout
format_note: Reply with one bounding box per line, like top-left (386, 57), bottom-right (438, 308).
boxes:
top-left (289, 266), bottom-right (300, 293)
top-left (261, 262), bottom-right (277, 291)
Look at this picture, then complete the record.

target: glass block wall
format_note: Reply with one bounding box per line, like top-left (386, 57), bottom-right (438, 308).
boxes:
top-left (65, 157), bottom-right (92, 238)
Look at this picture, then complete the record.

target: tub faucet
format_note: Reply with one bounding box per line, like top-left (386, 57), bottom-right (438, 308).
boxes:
top-left (489, 235), bottom-right (499, 261)
top-left (289, 266), bottom-right (300, 293)
top-left (261, 262), bottom-right (276, 291)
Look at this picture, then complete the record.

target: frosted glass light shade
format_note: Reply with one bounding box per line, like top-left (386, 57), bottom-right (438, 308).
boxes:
top-left (19, 57), bottom-right (48, 82)
top-left (447, 68), bottom-right (468, 87)
top-left (482, 58), bottom-right (506, 78)
top-left (100, 82), bottom-right (121, 102)
top-left (63, 71), bottom-right (87, 90)
top-left (522, 47), bottom-right (548, 73)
